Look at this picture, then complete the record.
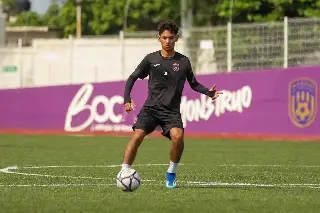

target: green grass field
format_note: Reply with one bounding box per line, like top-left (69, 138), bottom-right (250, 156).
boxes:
top-left (0, 134), bottom-right (320, 213)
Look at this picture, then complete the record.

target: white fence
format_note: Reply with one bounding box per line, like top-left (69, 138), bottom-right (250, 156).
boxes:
top-left (187, 17), bottom-right (320, 73)
top-left (0, 17), bottom-right (319, 89)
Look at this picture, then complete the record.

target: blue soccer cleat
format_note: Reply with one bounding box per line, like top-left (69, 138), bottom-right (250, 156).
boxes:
top-left (166, 172), bottom-right (177, 188)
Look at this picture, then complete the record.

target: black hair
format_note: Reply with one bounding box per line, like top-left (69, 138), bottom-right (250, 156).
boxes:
top-left (157, 20), bottom-right (179, 35)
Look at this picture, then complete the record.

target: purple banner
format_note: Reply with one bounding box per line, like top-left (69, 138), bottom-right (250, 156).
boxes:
top-left (0, 66), bottom-right (319, 136)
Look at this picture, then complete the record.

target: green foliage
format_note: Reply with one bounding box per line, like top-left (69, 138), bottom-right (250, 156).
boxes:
top-left (1, 0), bottom-right (16, 9)
top-left (193, 0), bottom-right (320, 25)
top-left (9, 11), bottom-right (43, 26)
top-left (5, 0), bottom-right (320, 37)
top-left (58, 0), bottom-right (78, 37)
top-left (42, 3), bottom-right (61, 29)
top-left (2, 0), bottom-right (16, 20)
top-left (55, 0), bottom-right (181, 37)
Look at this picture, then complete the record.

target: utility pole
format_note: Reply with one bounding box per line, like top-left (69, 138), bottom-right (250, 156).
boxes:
top-left (76, 0), bottom-right (82, 39)
top-left (0, 1), bottom-right (6, 47)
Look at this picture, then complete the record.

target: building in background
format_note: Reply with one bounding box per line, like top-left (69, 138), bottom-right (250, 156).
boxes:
top-left (1, 0), bottom-right (62, 46)
top-left (5, 26), bottom-right (61, 46)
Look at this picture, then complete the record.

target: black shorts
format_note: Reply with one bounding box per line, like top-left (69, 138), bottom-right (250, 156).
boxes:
top-left (132, 106), bottom-right (184, 139)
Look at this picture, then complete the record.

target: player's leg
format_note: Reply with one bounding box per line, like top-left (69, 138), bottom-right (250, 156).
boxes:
top-left (160, 112), bottom-right (184, 188)
top-left (166, 127), bottom-right (184, 188)
top-left (121, 129), bottom-right (147, 170)
top-left (120, 107), bottom-right (158, 171)
top-left (168, 127), bottom-right (184, 168)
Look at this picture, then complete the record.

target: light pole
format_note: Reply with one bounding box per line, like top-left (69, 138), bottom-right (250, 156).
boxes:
top-left (76, 0), bottom-right (82, 39)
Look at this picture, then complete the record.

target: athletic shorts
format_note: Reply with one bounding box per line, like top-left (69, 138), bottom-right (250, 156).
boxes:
top-left (132, 105), bottom-right (184, 139)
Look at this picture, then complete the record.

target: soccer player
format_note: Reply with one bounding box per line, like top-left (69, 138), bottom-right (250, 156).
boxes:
top-left (119, 20), bottom-right (222, 188)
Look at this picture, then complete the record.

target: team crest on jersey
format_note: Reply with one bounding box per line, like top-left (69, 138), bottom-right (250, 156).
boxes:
top-left (289, 78), bottom-right (317, 128)
top-left (172, 63), bottom-right (180, 72)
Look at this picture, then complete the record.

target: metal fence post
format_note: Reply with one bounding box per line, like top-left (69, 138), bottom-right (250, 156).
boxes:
top-left (227, 22), bottom-right (232, 72)
top-left (119, 30), bottom-right (125, 80)
top-left (69, 35), bottom-right (74, 84)
top-left (18, 38), bottom-right (23, 87)
top-left (283, 16), bottom-right (288, 69)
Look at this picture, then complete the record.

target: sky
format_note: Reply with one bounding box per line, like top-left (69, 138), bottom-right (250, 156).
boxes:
top-left (30, 0), bottom-right (64, 14)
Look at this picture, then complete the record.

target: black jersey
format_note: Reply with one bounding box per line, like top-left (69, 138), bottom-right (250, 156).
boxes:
top-left (124, 51), bottom-right (215, 112)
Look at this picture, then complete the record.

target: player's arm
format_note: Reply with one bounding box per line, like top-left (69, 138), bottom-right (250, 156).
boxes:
top-left (123, 56), bottom-right (149, 109)
top-left (186, 59), bottom-right (223, 100)
top-left (186, 59), bottom-right (215, 96)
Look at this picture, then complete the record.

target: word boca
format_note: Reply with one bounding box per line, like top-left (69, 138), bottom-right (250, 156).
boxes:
top-left (180, 85), bottom-right (252, 127)
top-left (65, 84), bottom-right (125, 132)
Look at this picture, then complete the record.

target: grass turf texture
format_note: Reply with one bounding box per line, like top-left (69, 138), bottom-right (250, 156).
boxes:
top-left (0, 134), bottom-right (320, 213)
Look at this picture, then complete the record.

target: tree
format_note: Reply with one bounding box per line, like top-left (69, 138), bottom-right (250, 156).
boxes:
top-left (2, 0), bottom-right (16, 20)
top-left (9, 11), bottom-right (43, 26)
top-left (58, 0), bottom-right (180, 37)
top-left (213, 0), bottom-right (320, 24)
top-left (2, 0), bottom-right (16, 11)
top-left (42, 3), bottom-right (61, 29)
top-left (5, 0), bottom-right (320, 37)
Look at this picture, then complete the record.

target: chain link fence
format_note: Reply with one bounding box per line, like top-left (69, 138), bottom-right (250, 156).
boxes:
top-left (186, 17), bottom-right (320, 74)
top-left (287, 18), bottom-right (320, 67)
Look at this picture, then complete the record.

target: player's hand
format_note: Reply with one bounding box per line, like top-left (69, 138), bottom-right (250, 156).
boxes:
top-left (210, 84), bottom-right (223, 100)
top-left (124, 99), bottom-right (136, 113)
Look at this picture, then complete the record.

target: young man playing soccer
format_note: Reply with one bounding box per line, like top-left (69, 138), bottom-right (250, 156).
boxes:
top-left (119, 20), bottom-right (222, 188)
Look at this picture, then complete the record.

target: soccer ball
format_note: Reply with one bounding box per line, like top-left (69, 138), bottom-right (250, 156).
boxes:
top-left (116, 168), bottom-right (141, 192)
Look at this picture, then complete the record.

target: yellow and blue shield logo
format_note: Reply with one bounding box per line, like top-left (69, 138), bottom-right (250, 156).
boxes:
top-left (289, 78), bottom-right (317, 128)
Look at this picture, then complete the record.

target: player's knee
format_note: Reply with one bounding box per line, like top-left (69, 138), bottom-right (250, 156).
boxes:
top-left (172, 134), bottom-right (184, 143)
top-left (170, 128), bottom-right (184, 143)
top-left (132, 129), bottom-right (146, 143)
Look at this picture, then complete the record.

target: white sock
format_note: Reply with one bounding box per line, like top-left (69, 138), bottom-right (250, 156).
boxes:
top-left (167, 161), bottom-right (179, 173)
top-left (121, 163), bottom-right (131, 170)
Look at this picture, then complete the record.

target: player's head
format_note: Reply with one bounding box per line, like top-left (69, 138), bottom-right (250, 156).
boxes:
top-left (157, 20), bottom-right (179, 52)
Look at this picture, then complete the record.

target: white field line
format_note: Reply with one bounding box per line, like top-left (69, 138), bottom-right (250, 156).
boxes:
top-left (1, 164), bottom-right (320, 189)
top-left (0, 166), bottom-right (105, 180)
top-left (15, 164), bottom-right (320, 169)
top-left (215, 164), bottom-right (320, 168)
top-left (0, 182), bottom-right (320, 189)
top-left (183, 181), bottom-right (320, 188)
top-left (0, 166), bottom-right (157, 182)
top-left (0, 164), bottom-right (316, 170)
top-left (20, 164), bottom-right (183, 169)
top-left (0, 183), bottom-right (115, 187)
top-left (3, 170), bottom-right (107, 180)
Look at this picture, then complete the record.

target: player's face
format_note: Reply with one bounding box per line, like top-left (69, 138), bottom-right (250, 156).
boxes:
top-left (158, 30), bottom-right (179, 52)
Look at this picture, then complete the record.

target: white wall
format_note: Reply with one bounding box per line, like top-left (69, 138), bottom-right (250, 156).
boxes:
top-left (0, 37), bottom-right (186, 89)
